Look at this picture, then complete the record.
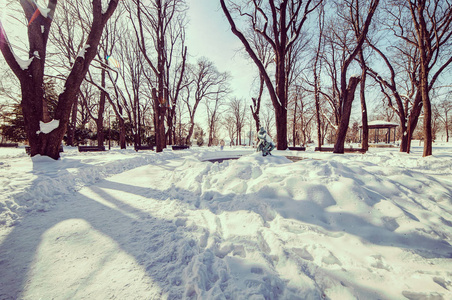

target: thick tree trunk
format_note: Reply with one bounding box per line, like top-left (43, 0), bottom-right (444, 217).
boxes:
top-left (399, 121), bottom-right (408, 152)
top-left (275, 105), bottom-right (288, 150)
top-left (406, 113), bottom-right (421, 153)
top-left (420, 78), bottom-right (432, 156)
top-left (334, 76), bottom-right (361, 153)
top-left (403, 92), bottom-right (423, 153)
top-left (21, 78), bottom-right (45, 155)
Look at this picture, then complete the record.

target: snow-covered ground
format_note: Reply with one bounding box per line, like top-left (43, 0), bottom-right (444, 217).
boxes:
top-left (0, 144), bottom-right (451, 299)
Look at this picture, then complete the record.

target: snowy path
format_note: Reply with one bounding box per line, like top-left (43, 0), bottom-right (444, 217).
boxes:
top-left (1, 148), bottom-right (452, 299)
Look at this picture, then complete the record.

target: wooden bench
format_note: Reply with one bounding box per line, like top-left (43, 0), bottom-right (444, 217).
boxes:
top-left (288, 146), bottom-right (306, 151)
top-left (78, 145), bottom-right (106, 152)
top-left (134, 145), bottom-right (154, 151)
top-left (315, 147), bottom-right (366, 153)
top-left (0, 143), bottom-right (18, 147)
top-left (172, 145), bottom-right (190, 150)
top-left (26, 145), bottom-right (64, 155)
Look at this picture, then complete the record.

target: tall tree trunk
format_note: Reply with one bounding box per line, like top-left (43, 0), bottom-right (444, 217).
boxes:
top-left (96, 68), bottom-right (106, 147)
top-left (275, 47), bottom-right (288, 150)
top-left (358, 51), bottom-right (369, 151)
top-left (314, 50), bottom-right (322, 149)
top-left (334, 76), bottom-right (361, 153)
top-left (420, 74), bottom-right (432, 156)
top-left (403, 92), bottom-right (423, 153)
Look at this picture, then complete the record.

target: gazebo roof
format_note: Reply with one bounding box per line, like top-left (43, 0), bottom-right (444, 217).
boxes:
top-left (360, 120), bottom-right (399, 129)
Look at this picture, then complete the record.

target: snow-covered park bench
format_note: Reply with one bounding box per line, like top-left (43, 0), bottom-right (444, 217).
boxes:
top-left (172, 145), bottom-right (189, 150)
top-left (288, 146), bottom-right (306, 151)
top-left (134, 145), bottom-right (154, 151)
top-left (25, 144), bottom-right (64, 155)
top-left (78, 145), bottom-right (106, 152)
top-left (315, 147), bottom-right (366, 153)
top-left (0, 143), bottom-right (18, 147)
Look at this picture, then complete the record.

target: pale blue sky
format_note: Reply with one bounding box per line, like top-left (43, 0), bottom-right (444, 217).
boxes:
top-left (186, 1), bottom-right (258, 100)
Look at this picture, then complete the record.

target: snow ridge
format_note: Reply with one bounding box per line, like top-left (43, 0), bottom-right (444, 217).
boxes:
top-left (0, 148), bottom-right (178, 227)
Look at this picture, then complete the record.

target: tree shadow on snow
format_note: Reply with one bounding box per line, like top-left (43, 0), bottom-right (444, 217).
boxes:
top-left (1, 160), bottom-right (451, 299)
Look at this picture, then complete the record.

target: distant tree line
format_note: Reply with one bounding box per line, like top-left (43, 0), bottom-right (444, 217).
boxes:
top-left (0, 0), bottom-right (451, 158)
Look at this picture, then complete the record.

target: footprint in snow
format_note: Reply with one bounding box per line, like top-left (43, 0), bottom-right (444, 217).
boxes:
top-left (322, 251), bottom-right (342, 266)
top-left (292, 247), bottom-right (314, 261)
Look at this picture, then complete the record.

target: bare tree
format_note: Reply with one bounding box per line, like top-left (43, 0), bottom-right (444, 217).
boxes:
top-left (404, 1), bottom-right (452, 156)
top-left (165, 20), bottom-right (188, 146)
top-left (205, 88), bottom-right (227, 147)
top-left (0, 0), bottom-right (120, 159)
top-left (368, 1), bottom-right (452, 155)
top-left (289, 86), bottom-right (315, 147)
top-left (229, 97), bottom-right (247, 145)
top-left (220, 0), bottom-right (322, 150)
top-left (435, 97), bottom-right (452, 142)
top-left (249, 33), bottom-right (273, 133)
top-left (330, 0), bottom-right (379, 154)
top-left (222, 114), bottom-right (236, 146)
top-left (313, 4), bottom-right (325, 148)
top-left (174, 94), bottom-right (189, 145)
top-left (129, 0), bottom-right (188, 152)
top-left (48, 0), bottom-right (89, 146)
top-left (260, 101), bottom-right (275, 138)
top-left (184, 58), bottom-right (229, 145)
top-left (366, 43), bottom-right (421, 153)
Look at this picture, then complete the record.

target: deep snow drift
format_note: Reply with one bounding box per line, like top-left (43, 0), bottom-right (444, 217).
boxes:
top-left (0, 145), bottom-right (451, 299)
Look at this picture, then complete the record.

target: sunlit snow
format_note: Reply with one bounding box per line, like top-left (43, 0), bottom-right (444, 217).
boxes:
top-left (36, 119), bottom-right (59, 135)
top-left (0, 145), bottom-right (451, 299)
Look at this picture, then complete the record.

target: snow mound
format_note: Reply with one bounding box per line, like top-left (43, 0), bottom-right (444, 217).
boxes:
top-left (1, 146), bottom-right (451, 299)
top-left (0, 148), bottom-right (179, 227)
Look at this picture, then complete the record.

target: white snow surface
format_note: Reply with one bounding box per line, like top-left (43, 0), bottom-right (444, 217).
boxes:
top-left (77, 44), bottom-right (90, 59)
top-left (35, 4), bottom-right (51, 18)
top-left (12, 51), bottom-right (33, 70)
top-left (0, 145), bottom-right (451, 299)
top-left (36, 119), bottom-right (59, 134)
top-left (367, 120), bottom-right (399, 127)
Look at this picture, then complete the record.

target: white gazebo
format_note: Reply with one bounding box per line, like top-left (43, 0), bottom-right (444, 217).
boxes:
top-left (360, 120), bottom-right (399, 144)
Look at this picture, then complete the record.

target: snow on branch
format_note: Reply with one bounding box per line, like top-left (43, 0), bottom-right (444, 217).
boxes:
top-left (36, 119), bottom-right (60, 135)
top-left (77, 44), bottom-right (90, 59)
top-left (13, 52), bottom-right (33, 70)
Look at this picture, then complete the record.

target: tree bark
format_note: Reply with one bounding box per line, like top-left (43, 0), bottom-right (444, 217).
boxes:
top-left (358, 51), bottom-right (369, 151)
top-left (333, 76), bottom-right (361, 153)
